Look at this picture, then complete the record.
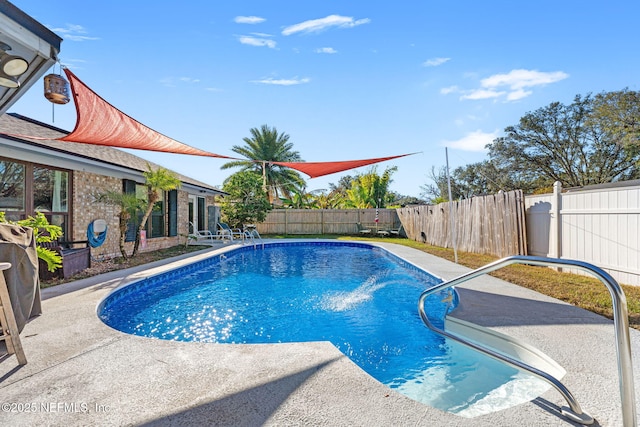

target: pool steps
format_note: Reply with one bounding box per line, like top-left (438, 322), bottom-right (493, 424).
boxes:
top-left (444, 316), bottom-right (566, 380)
top-left (419, 255), bottom-right (637, 426)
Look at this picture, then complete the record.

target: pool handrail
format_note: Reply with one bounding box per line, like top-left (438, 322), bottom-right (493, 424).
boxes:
top-left (243, 227), bottom-right (264, 249)
top-left (418, 255), bottom-right (636, 427)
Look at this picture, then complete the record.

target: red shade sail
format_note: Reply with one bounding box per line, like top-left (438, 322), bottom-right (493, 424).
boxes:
top-left (58, 68), bottom-right (232, 158)
top-left (271, 153), bottom-right (416, 178)
top-left (3, 68), bottom-right (417, 179)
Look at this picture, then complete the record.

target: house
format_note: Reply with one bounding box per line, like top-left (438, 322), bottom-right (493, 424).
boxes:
top-left (0, 1), bottom-right (226, 260)
top-left (0, 112), bottom-right (226, 259)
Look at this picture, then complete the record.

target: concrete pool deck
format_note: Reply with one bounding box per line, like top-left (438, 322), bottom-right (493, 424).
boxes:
top-left (0, 240), bottom-right (639, 426)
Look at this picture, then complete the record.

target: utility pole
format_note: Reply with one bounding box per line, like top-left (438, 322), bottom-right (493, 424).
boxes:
top-left (445, 147), bottom-right (458, 263)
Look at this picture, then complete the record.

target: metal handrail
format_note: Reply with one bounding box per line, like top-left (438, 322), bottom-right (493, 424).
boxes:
top-left (418, 255), bottom-right (636, 426)
top-left (243, 228), bottom-right (264, 249)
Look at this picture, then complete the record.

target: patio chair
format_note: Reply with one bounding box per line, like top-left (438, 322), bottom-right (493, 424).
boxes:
top-left (188, 222), bottom-right (219, 245)
top-left (356, 222), bottom-right (372, 235)
top-left (217, 223), bottom-right (245, 241)
top-left (388, 224), bottom-right (405, 237)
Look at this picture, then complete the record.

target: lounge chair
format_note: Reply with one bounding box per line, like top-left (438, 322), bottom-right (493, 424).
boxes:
top-left (188, 222), bottom-right (223, 245)
top-left (388, 224), bottom-right (405, 237)
top-left (217, 223), bottom-right (245, 241)
top-left (356, 222), bottom-right (372, 235)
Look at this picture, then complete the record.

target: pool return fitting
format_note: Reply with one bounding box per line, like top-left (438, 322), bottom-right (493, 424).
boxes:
top-left (418, 255), bottom-right (636, 427)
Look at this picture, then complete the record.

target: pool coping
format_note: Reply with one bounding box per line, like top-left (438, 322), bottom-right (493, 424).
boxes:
top-left (1, 239), bottom-right (639, 426)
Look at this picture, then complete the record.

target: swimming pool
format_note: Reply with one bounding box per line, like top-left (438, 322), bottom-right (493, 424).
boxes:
top-left (98, 241), bottom-right (550, 417)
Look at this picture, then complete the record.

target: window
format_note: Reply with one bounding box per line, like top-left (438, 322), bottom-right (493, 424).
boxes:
top-left (0, 160), bottom-right (25, 212)
top-left (150, 191), bottom-right (165, 238)
top-left (0, 158), bottom-right (70, 237)
top-left (123, 179), bottom-right (178, 241)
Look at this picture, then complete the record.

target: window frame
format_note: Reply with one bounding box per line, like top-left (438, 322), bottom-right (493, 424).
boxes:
top-left (0, 157), bottom-right (72, 238)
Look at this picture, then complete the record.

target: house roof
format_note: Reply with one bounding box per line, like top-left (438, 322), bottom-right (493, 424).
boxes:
top-left (0, 113), bottom-right (227, 196)
top-left (0, 1), bottom-right (61, 115)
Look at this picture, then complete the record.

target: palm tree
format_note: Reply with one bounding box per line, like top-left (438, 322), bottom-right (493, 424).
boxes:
top-left (221, 125), bottom-right (306, 203)
top-left (94, 191), bottom-right (144, 259)
top-left (132, 165), bottom-right (181, 256)
top-left (344, 166), bottom-right (397, 208)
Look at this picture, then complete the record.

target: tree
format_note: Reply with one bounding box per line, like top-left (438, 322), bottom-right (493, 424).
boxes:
top-left (452, 160), bottom-right (540, 196)
top-left (589, 88), bottom-right (640, 147)
top-left (220, 171), bottom-right (271, 229)
top-left (93, 191), bottom-right (144, 259)
top-left (309, 189), bottom-right (343, 209)
top-left (420, 166), bottom-right (465, 204)
top-left (344, 166), bottom-right (397, 208)
top-left (280, 188), bottom-right (315, 209)
top-left (386, 191), bottom-right (427, 207)
top-left (487, 93), bottom-right (640, 189)
top-left (221, 125), bottom-right (306, 203)
top-left (0, 211), bottom-right (62, 272)
top-left (132, 165), bottom-right (181, 256)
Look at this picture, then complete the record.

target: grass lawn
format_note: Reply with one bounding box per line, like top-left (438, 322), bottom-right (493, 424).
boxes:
top-left (41, 235), bottom-right (640, 330)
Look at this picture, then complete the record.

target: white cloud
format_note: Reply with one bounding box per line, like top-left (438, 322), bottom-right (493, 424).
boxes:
top-left (315, 47), bottom-right (337, 54)
top-left (48, 24), bottom-right (99, 41)
top-left (443, 130), bottom-right (497, 152)
top-left (423, 57), bottom-right (450, 67)
top-left (479, 69), bottom-right (568, 101)
top-left (251, 77), bottom-right (311, 86)
top-left (282, 15), bottom-right (370, 36)
top-left (481, 69), bottom-right (568, 90)
top-left (448, 69), bottom-right (569, 102)
top-left (506, 88), bottom-right (533, 101)
top-left (238, 36), bottom-right (276, 49)
top-left (159, 77), bottom-right (200, 87)
top-left (440, 85), bottom-right (459, 95)
top-left (460, 89), bottom-right (506, 100)
top-left (234, 16), bottom-right (265, 24)
top-left (159, 78), bottom-right (175, 87)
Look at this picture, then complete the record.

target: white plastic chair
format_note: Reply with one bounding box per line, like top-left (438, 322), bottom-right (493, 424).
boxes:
top-left (217, 223), bottom-right (244, 241)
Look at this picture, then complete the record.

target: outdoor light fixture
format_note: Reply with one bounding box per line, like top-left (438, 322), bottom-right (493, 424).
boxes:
top-left (0, 42), bottom-right (28, 88)
top-left (0, 73), bottom-right (19, 88)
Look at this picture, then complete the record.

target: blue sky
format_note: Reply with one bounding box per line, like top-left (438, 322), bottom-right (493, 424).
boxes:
top-left (9, 1), bottom-right (640, 198)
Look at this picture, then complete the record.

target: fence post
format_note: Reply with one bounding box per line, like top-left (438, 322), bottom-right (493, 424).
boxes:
top-left (551, 181), bottom-right (562, 259)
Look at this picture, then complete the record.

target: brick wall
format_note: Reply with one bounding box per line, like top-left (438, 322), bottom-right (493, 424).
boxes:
top-left (72, 171), bottom-right (214, 260)
top-left (178, 190), bottom-right (190, 238)
top-left (72, 172), bottom-right (122, 259)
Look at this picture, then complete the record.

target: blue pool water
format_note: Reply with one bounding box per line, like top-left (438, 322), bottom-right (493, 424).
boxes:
top-left (99, 242), bottom-right (549, 417)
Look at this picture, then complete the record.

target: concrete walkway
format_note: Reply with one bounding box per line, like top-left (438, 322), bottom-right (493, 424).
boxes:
top-left (1, 241), bottom-right (638, 426)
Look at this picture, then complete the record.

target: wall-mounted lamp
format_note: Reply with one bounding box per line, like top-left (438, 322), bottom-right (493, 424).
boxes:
top-left (0, 42), bottom-right (28, 88)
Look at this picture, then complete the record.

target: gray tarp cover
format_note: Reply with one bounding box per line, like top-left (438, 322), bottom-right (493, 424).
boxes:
top-left (0, 223), bottom-right (42, 332)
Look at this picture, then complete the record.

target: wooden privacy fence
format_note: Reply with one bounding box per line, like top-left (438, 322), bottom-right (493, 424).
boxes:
top-left (256, 209), bottom-right (400, 235)
top-left (397, 190), bottom-right (527, 257)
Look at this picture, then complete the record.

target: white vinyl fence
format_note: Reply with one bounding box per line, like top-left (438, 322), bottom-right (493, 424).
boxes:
top-left (525, 181), bottom-right (640, 286)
